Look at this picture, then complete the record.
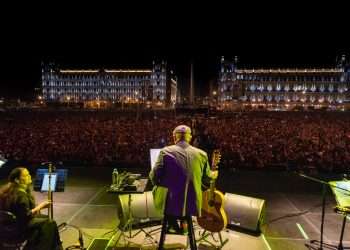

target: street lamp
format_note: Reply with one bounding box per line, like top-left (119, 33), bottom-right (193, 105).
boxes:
top-left (212, 91), bottom-right (217, 107)
top-left (135, 91), bottom-right (140, 121)
top-left (66, 96), bottom-right (71, 107)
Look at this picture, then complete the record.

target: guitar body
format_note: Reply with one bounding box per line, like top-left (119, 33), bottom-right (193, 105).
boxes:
top-left (197, 149), bottom-right (228, 232)
top-left (197, 189), bottom-right (228, 232)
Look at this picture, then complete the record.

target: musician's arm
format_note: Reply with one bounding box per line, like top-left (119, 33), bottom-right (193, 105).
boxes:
top-left (31, 200), bottom-right (51, 215)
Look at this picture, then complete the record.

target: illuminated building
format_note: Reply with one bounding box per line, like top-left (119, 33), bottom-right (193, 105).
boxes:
top-left (219, 56), bottom-right (350, 110)
top-left (41, 61), bottom-right (177, 108)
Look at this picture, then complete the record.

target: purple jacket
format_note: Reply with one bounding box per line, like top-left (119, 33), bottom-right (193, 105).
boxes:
top-left (149, 141), bottom-right (212, 216)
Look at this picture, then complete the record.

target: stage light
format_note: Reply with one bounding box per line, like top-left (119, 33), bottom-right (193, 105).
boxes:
top-left (0, 154), bottom-right (7, 169)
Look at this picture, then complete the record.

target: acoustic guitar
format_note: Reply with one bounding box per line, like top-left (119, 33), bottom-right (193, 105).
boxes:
top-left (197, 149), bottom-right (228, 232)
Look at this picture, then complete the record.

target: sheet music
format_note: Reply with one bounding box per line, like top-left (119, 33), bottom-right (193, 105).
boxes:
top-left (329, 181), bottom-right (350, 208)
top-left (41, 173), bottom-right (58, 192)
top-left (150, 149), bottom-right (161, 169)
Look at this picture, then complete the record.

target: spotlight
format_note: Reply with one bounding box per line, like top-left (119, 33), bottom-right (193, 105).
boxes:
top-left (0, 154), bottom-right (7, 169)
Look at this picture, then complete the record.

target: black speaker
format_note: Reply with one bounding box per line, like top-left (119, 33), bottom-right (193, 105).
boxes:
top-left (116, 191), bottom-right (163, 229)
top-left (224, 193), bottom-right (266, 233)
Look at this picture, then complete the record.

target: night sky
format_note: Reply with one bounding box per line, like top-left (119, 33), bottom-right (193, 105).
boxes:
top-left (1, 3), bottom-right (350, 101)
top-left (1, 53), bottom-right (349, 100)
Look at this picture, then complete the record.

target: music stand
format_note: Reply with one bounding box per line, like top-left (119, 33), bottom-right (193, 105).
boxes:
top-left (299, 173), bottom-right (350, 250)
top-left (34, 168), bottom-right (68, 219)
top-left (328, 180), bottom-right (350, 250)
top-left (34, 168), bottom-right (67, 192)
top-left (106, 178), bottom-right (156, 249)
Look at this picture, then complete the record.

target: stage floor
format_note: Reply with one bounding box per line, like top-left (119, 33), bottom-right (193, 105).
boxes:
top-left (1, 167), bottom-right (349, 250)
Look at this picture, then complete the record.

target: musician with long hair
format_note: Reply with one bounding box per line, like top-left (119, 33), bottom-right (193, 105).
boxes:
top-left (0, 167), bottom-right (62, 250)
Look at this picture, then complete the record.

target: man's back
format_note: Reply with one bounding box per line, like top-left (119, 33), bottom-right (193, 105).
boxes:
top-left (151, 141), bottom-right (210, 216)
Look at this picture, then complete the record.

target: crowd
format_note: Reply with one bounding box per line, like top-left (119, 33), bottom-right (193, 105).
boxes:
top-left (0, 110), bottom-right (349, 173)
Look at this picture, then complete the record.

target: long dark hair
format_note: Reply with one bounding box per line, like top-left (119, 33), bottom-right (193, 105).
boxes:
top-left (0, 167), bottom-right (35, 210)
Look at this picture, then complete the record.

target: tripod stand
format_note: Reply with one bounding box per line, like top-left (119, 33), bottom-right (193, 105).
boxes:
top-left (196, 229), bottom-right (228, 250)
top-left (299, 173), bottom-right (350, 250)
top-left (106, 180), bottom-right (159, 249)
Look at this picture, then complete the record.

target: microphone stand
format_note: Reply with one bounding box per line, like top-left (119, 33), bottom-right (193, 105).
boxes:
top-left (299, 173), bottom-right (350, 250)
top-left (48, 162), bottom-right (54, 220)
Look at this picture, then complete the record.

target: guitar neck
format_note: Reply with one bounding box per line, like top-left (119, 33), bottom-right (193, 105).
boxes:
top-left (209, 150), bottom-right (219, 199)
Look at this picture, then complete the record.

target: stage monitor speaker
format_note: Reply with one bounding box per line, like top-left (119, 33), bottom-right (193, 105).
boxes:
top-left (116, 191), bottom-right (163, 229)
top-left (224, 193), bottom-right (266, 233)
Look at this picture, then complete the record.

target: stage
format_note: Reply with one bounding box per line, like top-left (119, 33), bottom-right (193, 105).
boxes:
top-left (1, 167), bottom-right (349, 249)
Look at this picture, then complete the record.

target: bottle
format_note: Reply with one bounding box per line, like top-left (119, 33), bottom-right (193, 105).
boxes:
top-left (181, 221), bottom-right (188, 235)
top-left (112, 168), bottom-right (119, 185)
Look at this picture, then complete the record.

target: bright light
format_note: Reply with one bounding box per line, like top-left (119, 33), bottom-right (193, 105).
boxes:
top-left (60, 70), bottom-right (99, 73)
top-left (236, 68), bottom-right (342, 74)
top-left (105, 69), bottom-right (152, 73)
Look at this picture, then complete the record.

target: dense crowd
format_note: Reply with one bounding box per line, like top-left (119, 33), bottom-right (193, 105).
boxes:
top-left (0, 110), bottom-right (349, 173)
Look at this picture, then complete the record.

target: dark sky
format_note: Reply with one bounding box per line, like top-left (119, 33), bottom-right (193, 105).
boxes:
top-left (0, 53), bottom-right (349, 100)
top-left (1, 4), bottom-right (349, 101)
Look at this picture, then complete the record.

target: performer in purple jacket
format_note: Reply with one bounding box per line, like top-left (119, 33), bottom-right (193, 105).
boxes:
top-left (149, 124), bottom-right (218, 233)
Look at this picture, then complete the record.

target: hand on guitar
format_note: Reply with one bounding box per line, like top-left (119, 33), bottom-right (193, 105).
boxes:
top-left (209, 150), bottom-right (221, 179)
top-left (210, 170), bottom-right (219, 179)
top-left (211, 149), bottom-right (221, 168)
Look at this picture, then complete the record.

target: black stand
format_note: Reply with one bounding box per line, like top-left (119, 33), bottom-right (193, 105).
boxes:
top-left (109, 193), bottom-right (157, 246)
top-left (35, 165), bottom-right (67, 220)
top-left (333, 206), bottom-right (350, 250)
top-left (196, 229), bottom-right (228, 250)
top-left (106, 178), bottom-right (154, 249)
top-left (35, 165), bottom-right (86, 250)
top-left (299, 173), bottom-right (350, 250)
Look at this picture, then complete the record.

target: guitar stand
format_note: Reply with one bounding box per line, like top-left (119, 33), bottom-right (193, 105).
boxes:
top-left (196, 230), bottom-right (228, 250)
